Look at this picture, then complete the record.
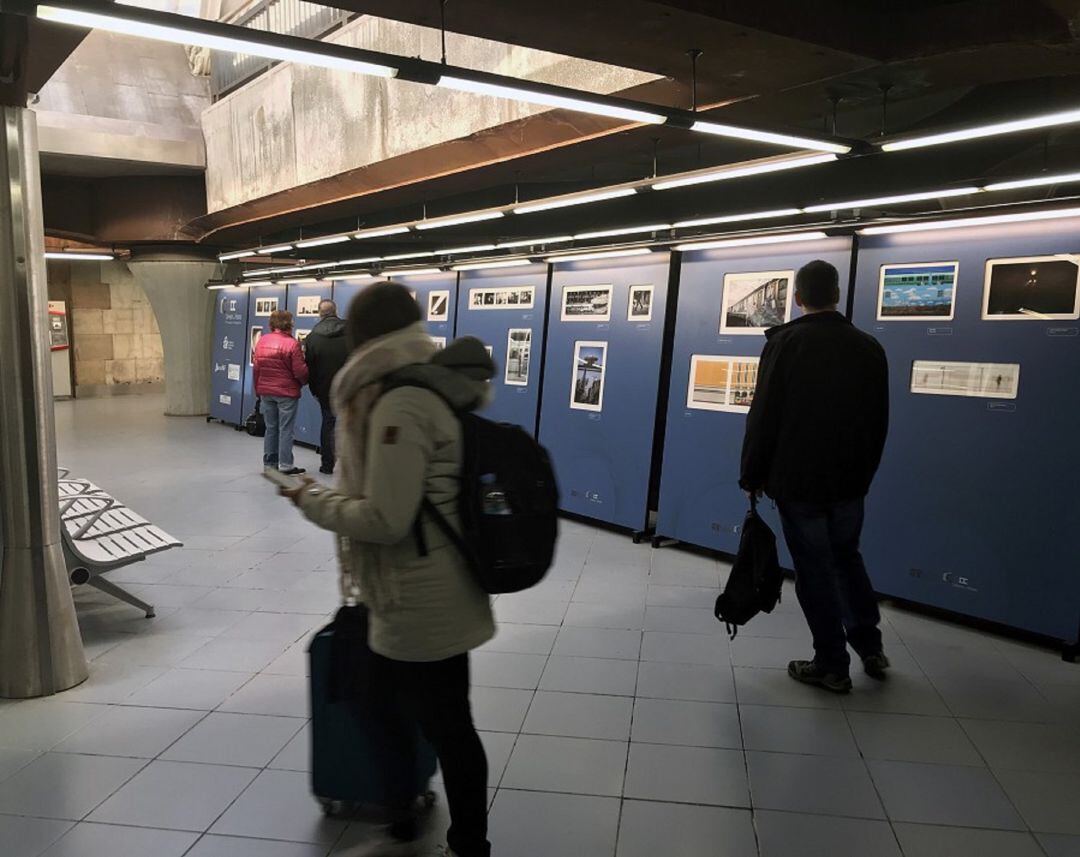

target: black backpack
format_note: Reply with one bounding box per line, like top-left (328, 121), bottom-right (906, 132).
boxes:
top-left (382, 378), bottom-right (559, 594)
top-left (245, 398), bottom-right (266, 437)
top-left (714, 495), bottom-right (784, 638)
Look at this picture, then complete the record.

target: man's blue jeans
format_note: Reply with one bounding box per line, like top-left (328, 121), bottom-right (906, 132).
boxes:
top-left (777, 497), bottom-right (883, 674)
top-left (262, 395), bottom-right (298, 471)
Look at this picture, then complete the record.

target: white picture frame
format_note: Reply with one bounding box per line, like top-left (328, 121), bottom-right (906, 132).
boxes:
top-left (561, 284), bottom-right (613, 322)
top-left (982, 255), bottom-right (1080, 321)
top-left (569, 340), bottom-right (607, 412)
top-left (430, 336), bottom-right (447, 351)
top-left (428, 290), bottom-right (450, 322)
top-left (504, 328), bottom-right (532, 387)
top-left (685, 354), bottom-right (761, 414)
top-left (468, 286), bottom-right (535, 310)
top-left (719, 270), bottom-right (793, 335)
top-left (248, 326), bottom-right (263, 364)
top-left (253, 296), bottom-right (278, 317)
top-left (628, 284), bottom-right (654, 322)
top-left (877, 262), bottom-right (959, 321)
top-left (910, 360), bottom-right (1020, 399)
top-left (295, 295), bottom-right (323, 317)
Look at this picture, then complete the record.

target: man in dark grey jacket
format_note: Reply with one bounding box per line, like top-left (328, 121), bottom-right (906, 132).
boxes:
top-left (303, 300), bottom-right (350, 474)
top-left (740, 260), bottom-right (890, 693)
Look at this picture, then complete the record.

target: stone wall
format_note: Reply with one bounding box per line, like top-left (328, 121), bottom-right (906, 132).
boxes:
top-left (46, 260), bottom-right (164, 395)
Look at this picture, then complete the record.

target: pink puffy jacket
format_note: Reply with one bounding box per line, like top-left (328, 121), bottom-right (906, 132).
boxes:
top-left (253, 330), bottom-right (309, 399)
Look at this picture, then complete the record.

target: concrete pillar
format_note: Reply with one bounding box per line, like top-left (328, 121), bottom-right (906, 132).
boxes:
top-left (128, 254), bottom-right (221, 416)
top-left (0, 106), bottom-right (87, 698)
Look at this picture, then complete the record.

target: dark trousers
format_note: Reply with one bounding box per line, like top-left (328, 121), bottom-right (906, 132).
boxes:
top-left (777, 497), bottom-right (883, 674)
top-left (381, 652), bottom-right (490, 857)
top-left (318, 401), bottom-right (336, 472)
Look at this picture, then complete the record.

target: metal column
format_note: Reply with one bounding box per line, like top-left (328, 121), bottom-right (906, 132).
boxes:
top-left (0, 106), bottom-right (87, 698)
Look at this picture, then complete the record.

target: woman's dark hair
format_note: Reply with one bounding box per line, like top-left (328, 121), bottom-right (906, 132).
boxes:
top-left (345, 281), bottom-right (422, 349)
top-left (795, 260), bottom-right (841, 310)
top-left (269, 309), bottom-right (294, 332)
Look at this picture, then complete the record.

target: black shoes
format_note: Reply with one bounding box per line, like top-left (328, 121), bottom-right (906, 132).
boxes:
top-left (862, 652), bottom-right (891, 679)
top-left (281, 467), bottom-right (306, 476)
top-left (319, 465), bottom-right (334, 475)
top-left (787, 659), bottom-right (853, 693)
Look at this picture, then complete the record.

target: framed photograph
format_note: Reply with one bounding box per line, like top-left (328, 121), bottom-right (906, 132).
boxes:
top-left (720, 270), bottom-right (793, 334)
top-left (295, 295), bottom-right (323, 317)
top-left (569, 341), bottom-right (607, 412)
top-left (485, 345), bottom-right (494, 357)
top-left (296, 329), bottom-right (310, 345)
top-left (628, 284), bottom-right (654, 322)
top-left (428, 290), bottom-right (450, 322)
top-left (910, 360), bottom-right (1020, 399)
top-left (982, 256), bottom-right (1080, 320)
top-left (248, 326), bottom-right (263, 364)
top-left (468, 286), bottom-right (535, 310)
top-left (253, 296), bottom-right (278, 317)
top-left (686, 354), bottom-right (761, 414)
top-left (430, 336), bottom-right (447, 351)
top-left (505, 328), bottom-right (532, 386)
top-left (877, 262), bottom-right (958, 321)
top-left (561, 285), bottom-right (613, 322)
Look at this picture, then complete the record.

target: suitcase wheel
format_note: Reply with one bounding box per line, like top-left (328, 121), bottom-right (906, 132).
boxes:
top-left (318, 798), bottom-right (349, 817)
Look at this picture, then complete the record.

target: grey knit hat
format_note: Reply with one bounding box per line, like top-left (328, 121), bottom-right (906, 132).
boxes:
top-left (345, 281), bottom-right (423, 348)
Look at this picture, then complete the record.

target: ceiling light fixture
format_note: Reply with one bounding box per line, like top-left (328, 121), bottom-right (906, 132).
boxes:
top-left (352, 225), bottom-right (412, 240)
top-left (382, 267), bottom-right (444, 277)
top-left (441, 244), bottom-right (498, 255)
top-left (496, 235), bottom-right (574, 249)
top-left (415, 211), bottom-right (505, 230)
top-left (859, 206), bottom-right (1080, 235)
top-left (983, 170), bottom-right (1080, 192)
top-left (243, 265), bottom-right (302, 277)
top-left (255, 243), bottom-right (294, 255)
top-left (295, 235), bottom-right (351, 249)
top-left (651, 153), bottom-right (837, 192)
top-left (382, 251), bottom-right (436, 261)
top-left (324, 273), bottom-right (379, 281)
top-left (674, 231), bottom-right (829, 252)
top-left (217, 249), bottom-right (255, 261)
top-left (36, 3), bottom-right (398, 78)
top-left (452, 259), bottom-right (533, 271)
top-left (690, 121), bottom-right (850, 154)
top-left (332, 256), bottom-right (383, 267)
top-left (574, 224), bottom-right (671, 240)
top-left (673, 208), bottom-right (803, 228)
top-left (514, 188), bottom-right (637, 215)
top-left (546, 248), bottom-right (654, 264)
top-left (882, 107), bottom-right (1080, 152)
top-left (240, 281), bottom-right (272, 287)
top-left (803, 187), bottom-right (981, 213)
top-left (43, 251), bottom-right (115, 261)
top-left (277, 277), bottom-right (321, 284)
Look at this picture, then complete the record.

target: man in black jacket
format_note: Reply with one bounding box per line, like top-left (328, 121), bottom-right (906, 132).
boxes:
top-left (304, 300), bottom-right (350, 474)
top-left (740, 260), bottom-right (890, 693)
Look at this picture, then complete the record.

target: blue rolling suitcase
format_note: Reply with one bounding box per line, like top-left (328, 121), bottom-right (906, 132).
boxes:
top-left (308, 604), bottom-right (438, 817)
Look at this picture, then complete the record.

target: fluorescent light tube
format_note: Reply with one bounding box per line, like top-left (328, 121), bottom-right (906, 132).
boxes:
top-left (244, 265), bottom-right (304, 276)
top-left (513, 188), bottom-right (637, 215)
top-left (546, 248), bottom-right (653, 263)
top-left (383, 251), bottom-right (436, 261)
top-left (983, 170), bottom-right (1080, 192)
top-left (652, 153), bottom-right (837, 191)
top-left (277, 277), bottom-right (320, 284)
top-left (574, 224), bottom-right (670, 240)
top-left (205, 284), bottom-right (231, 290)
top-left (690, 121), bottom-right (850, 154)
top-left (803, 187), bottom-right (981, 213)
top-left (324, 273), bottom-right (378, 281)
top-left (674, 231), bottom-right (829, 252)
top-left (37, 4), bottom-right (397, 78)
top-left (353, 225), bottom-right (411, 239)
top-left (256, 243), bottom-right (294, 255)
top-left (217, 249), bottom-right (255, 261)
top-left (43, 251), bottom-right (114, 261)
top-left (674, 208), bottom-right (803, 228)
top-left (452, 259), bottom-right (533, 271)
top-left (496, 235), bottom-right (574, 248)
top-left (382, 268), bottom-right (444, 277)
top-left (882, 107), bottom-right (1080, 152)
top-left (859, 207), bottom-right (1080, 235)
top-left (437, 75), bottom-right (666, 125)
top-left (441, 244), bottom-right (497, 255)
top-left (332, 256), bottom-right (383, 267)
top-left (295, 235), bottom-right (351, 249)
top-left (241, 281), bottom-right (272, 287)
top-left (415, 211), bottom-right (505, 230)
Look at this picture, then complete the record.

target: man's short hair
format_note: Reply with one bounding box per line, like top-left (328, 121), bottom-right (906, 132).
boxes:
top-left (269, 309), bottom-right (293, 332)
top-left (318, 300), bottom-right (337, 318)
top-left (795, 260), bottom-right (841, 310)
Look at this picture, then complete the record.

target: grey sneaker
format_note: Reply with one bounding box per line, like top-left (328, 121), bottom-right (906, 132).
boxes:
top-left (862, 652), bottom-right (891, 679)
top-left (788, 659), bottom-right (852, 693)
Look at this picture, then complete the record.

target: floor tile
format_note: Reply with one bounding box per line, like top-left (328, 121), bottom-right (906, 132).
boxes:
top-left (501, 734), bottom-right (626, 796)
top-left (145, 608), bottom-right (250, 637)
top-left (39, 822), bottom-right (199, 857)
top-left (933, 676), bottom-right (1055, 722)
top-left (645, 584), bottom-right (717, 609)
top-left (60, 662), bottom-right (164, 704)
top-left (88, 760), bottom-right (256, 831)
top-left (995, 769), bottom-right (1080, 834)
top-left (572, 580), bottom-right (647, 607)
top-left (756, 810), bottom-right (902, 857)
top-left (539, 655), bottom-right (638, 696)
top-left (0, 747), bottom-right (39, 783)
top-left (1039, 833), bottom-right (1080, 856)
top-left (561, 601), bottom-right (645, 630)
top-left (552, 626), bottom-right (641, 660)
top-left (616, 800), bottom-right (756, 857)
top-left (961, 718), bottom-right (1080, 773)
top-left (0, 699), bottom-right (109, 750)
top-left (730, 634), bottom-right (804, 669)
top-left (185, 834), bottom-right (329, 857)
top-left (218, 674), bottom-right (309, 718)
top-left (263, 642), bottom-right (311, 677)
top-left (631, 698), bottom-right (742, 748)
top-left (162, 712), bottom-right (305, 767)
top-left (643, 606), bottom-right (721, 635)
top-left (522, 691), bottom-right (633, 741)
top-left (741, 704), bottom-right (858, 757)
top-left (470, 652), bottom-right (547, 690)
top-left (848, 711), bottom-right (983, 766)
top-left (477, 731), bottom-right (516, 788)
top-left (269, 722), bottom-right (310, 772)
top-left (647, 563), bottom-right (720, 588)
top-left (636, 660), bottom-right (736, 703)
top-left (469, 686), bottom-right (534, 732)
top-left (0, 752), bottom-right (145, 819)
top-left (840, 672), bottom-right (951, 717)
top-left (0, 815), bottom-right (73, 857)
top-left (733, 666), bottom-right (843, 709)
top-left (210, 770), bottom-right (347, 843)
top-left (53, 705), bottom-right (203, 759)
top-left (478, 623), bottom-right (558, 656)
top-left (641, 631), bottom-right (729, 666)
top-left (179, 638), bottom-right (289, 673)
top-left (868, 759), bottom-right (1024, 829)
top-left (624, 743), bottom-right (749, 807)
top-left (124, 667), bottom-right (253, 710)
top-left (493, 598), bottom-right (568, 626)
top-left (220, 613), bottom-right (320, 644)
top-left (747, 750), bottom-right (884, 818)
top-left (893, 822), bottom-right (1044, 857)
top-left (488, 789), bottom-right (619, 857)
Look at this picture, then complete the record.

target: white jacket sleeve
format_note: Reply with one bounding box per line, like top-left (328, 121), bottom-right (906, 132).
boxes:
top-left (296, 389), bottom-right (435, 545)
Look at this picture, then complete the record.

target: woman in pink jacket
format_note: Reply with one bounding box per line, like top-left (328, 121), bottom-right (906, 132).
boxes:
top-left (253, 309), bottom-right (309, 474)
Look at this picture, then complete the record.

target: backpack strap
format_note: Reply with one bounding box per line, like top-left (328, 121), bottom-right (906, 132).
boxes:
top-left (420, 497), bottom-right (480, 572)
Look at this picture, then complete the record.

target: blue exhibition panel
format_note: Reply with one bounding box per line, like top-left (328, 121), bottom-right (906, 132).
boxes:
top-left (410, 272), bottom-right (460, 343)
top-left (538, 253), bottom-right (673, 531)
top-left (852, 221), bottom-right (1080, 642)
top-left (240, 283), bottom-right (287, 424)
top-left (286, 283), bottom-right (334, 446)
top-left (655, 237), bottom-right (855, 561)
top-left (209, 286), bottom-right (250, 424)
top-left (455, 264), bottom-right (550, 432)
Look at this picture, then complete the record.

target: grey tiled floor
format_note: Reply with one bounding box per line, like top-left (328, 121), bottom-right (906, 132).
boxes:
top-left (1, 394), bottom-right (1078, 856)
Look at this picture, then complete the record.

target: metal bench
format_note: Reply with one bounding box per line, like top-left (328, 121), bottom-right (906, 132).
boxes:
top-left (58, 468), bottom-right (183, 618)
